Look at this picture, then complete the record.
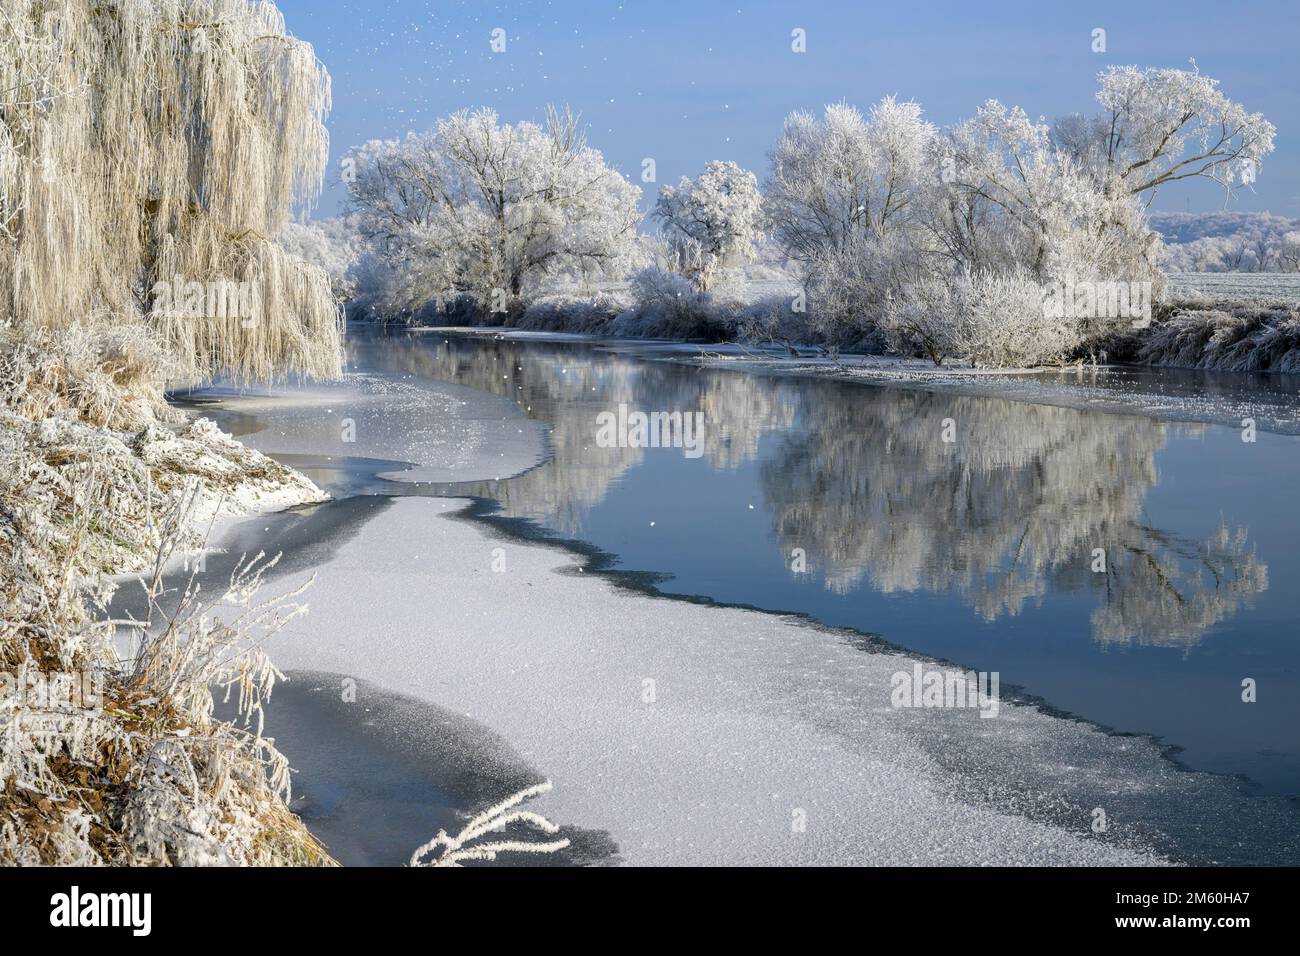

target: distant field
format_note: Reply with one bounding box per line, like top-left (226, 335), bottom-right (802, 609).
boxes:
top-left (1168, 272), bottom-right (1300, 304)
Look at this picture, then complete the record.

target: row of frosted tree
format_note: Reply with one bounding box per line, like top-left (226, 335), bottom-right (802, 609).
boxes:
top-left (334, 64), bottom-right (1274, 367)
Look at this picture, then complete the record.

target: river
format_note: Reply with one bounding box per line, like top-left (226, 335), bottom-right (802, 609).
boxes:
top-left (188, 324), bottom-right (1300, 865)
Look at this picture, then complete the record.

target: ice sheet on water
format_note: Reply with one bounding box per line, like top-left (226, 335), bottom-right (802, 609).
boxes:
top-left (186, 371), bottom-right (549, 484)
top-left (247, 496), bottom-right (1211, 866)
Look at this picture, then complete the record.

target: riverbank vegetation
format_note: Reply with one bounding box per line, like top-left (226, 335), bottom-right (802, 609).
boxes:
top-left (0, 0), bottom-right (575, 870)
top-left (318, 63), bottom-right (1291, 371)
top-left (0, 0), bottom-right (340, 864)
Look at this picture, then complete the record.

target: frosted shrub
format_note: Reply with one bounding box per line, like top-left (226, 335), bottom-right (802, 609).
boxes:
top-left (653, 161), bottom-right (763, 292)
top-left (735, 294), bottom-right (827, 350)
top-left (880, 279), bottom-right (966, 366)
top-left (883, 273), bottom-right (1079, 368)
top-left (956, 273), bottom-right (1081, 367)
top-left (0, 421), bottom-right (331, 865)
top-left (520, 292), bottom-right (629, 333)
top-left (0, 322), bottom-right (180, 431)
top-left (618, 266), bottom-right (732, 339)
top-left (1, 308), bottom-right (331, 865)
top-left (803, 234), bottom-right (922, 346)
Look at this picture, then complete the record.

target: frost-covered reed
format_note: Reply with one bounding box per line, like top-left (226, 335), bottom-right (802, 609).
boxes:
top-left (410, 781), bottom-right (571, 867)
top-left (1129, 303), bottom-right (1300, 373)
top-left (0, 317), bottom-right (332, 864)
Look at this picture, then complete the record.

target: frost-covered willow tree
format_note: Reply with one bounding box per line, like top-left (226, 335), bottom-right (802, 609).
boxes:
top-left (0, 0), bottom-right (342, 382)
top-left (652, 161), bottom-right (763, 292)
top-left (346, 106), bottom-right (642, 315)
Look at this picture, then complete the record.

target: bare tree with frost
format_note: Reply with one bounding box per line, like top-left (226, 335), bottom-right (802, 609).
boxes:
top-left (765, 66), bottom-right (1275, 366)
top-left (1278, 232), bottom-right (1300, 273)
top-left (0, 0), bottom-right (342, 382)
top-left (765, 98), bottom-right (935, 263)
top-left (765, 99), bottom-right (937, 342)
top-left (1053, 63), bottom-right (1276, 199)
top-left (346, 106), bottom-right (642, 316)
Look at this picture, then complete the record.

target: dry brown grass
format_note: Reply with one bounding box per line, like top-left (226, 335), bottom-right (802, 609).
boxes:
top-left (0, 331), bottom-right (332, 866)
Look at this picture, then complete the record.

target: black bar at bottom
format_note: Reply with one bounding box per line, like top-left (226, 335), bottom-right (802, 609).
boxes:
top-left (0, 865), bottom-right (1284, 942)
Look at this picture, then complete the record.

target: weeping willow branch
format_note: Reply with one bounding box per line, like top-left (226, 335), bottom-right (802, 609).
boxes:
top-left (0, 0), bottom-right (342, 384)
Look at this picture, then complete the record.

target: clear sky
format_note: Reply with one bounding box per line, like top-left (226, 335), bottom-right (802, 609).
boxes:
top-left (276, 0), bottom-right (1299, 219)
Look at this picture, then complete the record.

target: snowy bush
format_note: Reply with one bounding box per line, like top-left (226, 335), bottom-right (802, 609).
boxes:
top-left (0, 322), bottom-right (180, 431)
top-left (802, 233), bottom-right (925, 345)
top-left (955, 273), bottom-right (1082, 367)
top-left (735, 294), bottom-right (831, 350)
top-left (519, 292), bottom-right (630, 333)
top-left (883, 273), bottom-right (1080, 368)
top-left (0, 398), bottom-right (330, 865)
top-left (613, 266), bottom-right (734, 340)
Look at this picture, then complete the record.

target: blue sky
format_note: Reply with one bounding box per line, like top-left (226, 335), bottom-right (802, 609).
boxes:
top-left (277, 0), bottom-right (1299, 218)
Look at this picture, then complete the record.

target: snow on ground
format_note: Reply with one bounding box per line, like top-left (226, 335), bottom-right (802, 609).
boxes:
top-left (1167, 271), bottom-right (1300, 304)
top-left (255, 496), bottom-right (1164, 866)
top-left (170, 419), bottom-right (329, 525)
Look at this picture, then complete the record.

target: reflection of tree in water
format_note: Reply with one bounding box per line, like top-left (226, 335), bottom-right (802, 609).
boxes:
top-left (1089, 523), bottom-right (1267, 648)
top-left (363, 333), bottom-right (1266, 648)
top-left (361, 335), bottom-right (794, 534)
top-left (761, 388), bottom-right (1267, 647)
